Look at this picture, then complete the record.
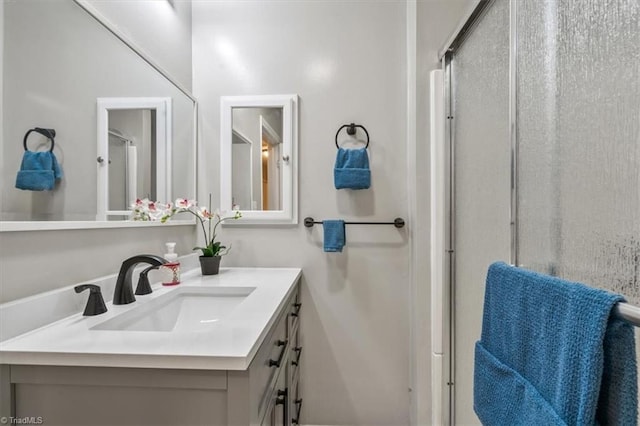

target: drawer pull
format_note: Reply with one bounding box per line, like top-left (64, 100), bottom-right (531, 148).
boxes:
top-left (269, 339), bottom-right (288, 367)
top-left (276, 389), bottom-right (287, 405)
top-left (292, 398), bottom-right (303, 424)
top-left (291, 346), bottom-right (303, 366)
top-left (290, 302), bottom-right (302, 317)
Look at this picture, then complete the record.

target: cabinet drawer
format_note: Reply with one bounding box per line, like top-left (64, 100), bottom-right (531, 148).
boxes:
top-left (260, 358), bottom-right (288, 426)
top-left (289, 325), bottom-right (302, 385)
top-left (289, 375), bottom-right (302, 425)
top-left (287, 286), bottom-right (301, 337)
top-left (250, 308), bottom-right (288, 422)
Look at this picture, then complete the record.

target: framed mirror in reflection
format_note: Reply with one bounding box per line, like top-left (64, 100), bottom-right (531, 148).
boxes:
top-left (0, 0), bottom-right (196, 231)
top-left (96, 98), bottom-right (172, 221)
top-left (221, 95), bottom-right (298, 225)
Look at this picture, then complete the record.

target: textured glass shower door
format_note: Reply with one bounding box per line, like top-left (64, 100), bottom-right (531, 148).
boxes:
top-left (517, 0), bottom-right (640, 306)
top-left (449, 0), bottom-right (639, 423)
top-left (449, 0), bottom-right (511, 424)
top-left (517, 2), bottom-right (640, 420)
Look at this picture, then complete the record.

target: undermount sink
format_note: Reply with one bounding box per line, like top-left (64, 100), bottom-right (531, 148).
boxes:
top-left (92, 286), bottom-right (256, 332)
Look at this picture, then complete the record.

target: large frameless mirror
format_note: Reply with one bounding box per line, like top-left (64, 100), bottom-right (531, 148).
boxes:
top-left (220, 95), bottom-right (298, 225)
top-left (0, 0), bottom-right (196, 231)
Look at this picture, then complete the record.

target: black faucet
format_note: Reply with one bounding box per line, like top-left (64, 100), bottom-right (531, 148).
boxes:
top-left (113, 255), bottom-right (167, 305)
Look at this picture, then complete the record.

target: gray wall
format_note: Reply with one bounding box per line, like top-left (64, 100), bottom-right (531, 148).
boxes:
top-left (0, 1), bottom-right (196, 303)
top-left (87, 0), bottom-right (193, 91)
top-left (193, 2), bottom-right (409, 424)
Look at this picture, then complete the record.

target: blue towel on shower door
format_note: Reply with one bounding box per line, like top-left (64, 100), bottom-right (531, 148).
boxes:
top-left (474, 262), bottom-right (637, 426)
top-left (323, 220), bottom-right (345, 252)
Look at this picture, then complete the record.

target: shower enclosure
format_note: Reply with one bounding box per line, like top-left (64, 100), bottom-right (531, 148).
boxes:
top-left (432, 0), bottom-right (640, 423)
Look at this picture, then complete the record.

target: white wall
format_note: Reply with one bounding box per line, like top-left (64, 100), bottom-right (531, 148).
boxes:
top-left (193, 2), bottom-right (409, 424)
top-left (87, 0), bottom-right (193, 91)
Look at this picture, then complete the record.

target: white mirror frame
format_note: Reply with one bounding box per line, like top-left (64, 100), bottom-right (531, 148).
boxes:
top-left (96, 97), bottom-right (171, 221)
top-left (220, 95), bottom-right (298, 225)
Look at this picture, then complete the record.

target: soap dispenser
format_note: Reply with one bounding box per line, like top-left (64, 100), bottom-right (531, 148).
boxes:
top-left (160, 242), bottom-right (181, 285)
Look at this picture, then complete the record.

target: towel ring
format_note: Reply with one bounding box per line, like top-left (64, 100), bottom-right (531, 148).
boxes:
top-left (23, 127), bottom-right (56, 152)
top-left (335, 123), bottom-right (369, 149)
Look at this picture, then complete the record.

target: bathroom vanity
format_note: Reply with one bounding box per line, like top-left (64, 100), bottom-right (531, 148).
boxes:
top-left (0, 268), bottom-right (302, 426)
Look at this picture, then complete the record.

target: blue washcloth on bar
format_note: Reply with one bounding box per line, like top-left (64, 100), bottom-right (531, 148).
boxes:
top-left (323, 220), bottom-right (345, 252)
top-left (15, 151), bottom-right (63, 191)
top-left (334, 147), bottom-right (370, 189)
top-left (474, 262), bottom-right (637, 426)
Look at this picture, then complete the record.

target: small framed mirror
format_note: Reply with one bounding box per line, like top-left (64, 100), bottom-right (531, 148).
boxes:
top-left (220, 95), bottom-right (298, 225)
top-left (96, 97), bottom-right (171, 220)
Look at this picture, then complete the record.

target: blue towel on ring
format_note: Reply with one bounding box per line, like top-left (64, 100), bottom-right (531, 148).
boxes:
top-left (15, 151), bottom-right (63, 191)
top-left (334, 147), bottom-right (370, 189)
top-left (323, 220), bottom-right (345, 252)
top-left (474, 262), bottom-right (637, 426)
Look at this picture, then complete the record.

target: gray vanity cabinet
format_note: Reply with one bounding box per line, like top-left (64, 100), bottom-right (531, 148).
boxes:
top-left (258, 284), bottom-right (302, 426)
top-left (287, 287), bottom-right (303, 425)
top-left (2, 281), bottom-right (302, 426)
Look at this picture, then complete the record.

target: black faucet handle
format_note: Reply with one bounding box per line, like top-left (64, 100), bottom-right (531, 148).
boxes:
top-left (75, 284), bottom-right (108, 316)
top-left (135, 264), bottom-right (160, 296)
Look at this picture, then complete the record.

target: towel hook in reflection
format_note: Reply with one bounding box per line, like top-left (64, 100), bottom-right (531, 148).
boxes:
top-left (335, 123), bottom-right (370, 149)
top-left (23, 127), bottom-right (56, 152)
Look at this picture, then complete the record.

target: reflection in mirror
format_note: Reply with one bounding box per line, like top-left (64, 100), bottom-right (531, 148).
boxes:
top-left (221, 95), bottom-right (298, 225)
top-left (108, 114), bottom-right (156, 212)
top-left (96, 98), bottom-right (171, 221)
top-left (231, 107), bottom-right (283, 211)
top-left (0, 0), bottom-right (195, 230)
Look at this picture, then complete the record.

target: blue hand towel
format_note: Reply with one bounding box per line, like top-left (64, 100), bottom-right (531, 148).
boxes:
top-left (15, 151), bottom-right (63, 191)
top-left (474, 262), bottom-right (637, 426)
top-left (323, 220), bottom-right (345, 252)
top-left (334, 147), bottom-right (370, 189)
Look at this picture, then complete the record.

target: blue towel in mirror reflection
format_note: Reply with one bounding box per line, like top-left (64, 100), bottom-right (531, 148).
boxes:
top-left (334, 147), bottom-right (370, 189)
top-left (323, 220), bottom-right (345, 252)
top-left (15, 151), bottom-right (63, 191)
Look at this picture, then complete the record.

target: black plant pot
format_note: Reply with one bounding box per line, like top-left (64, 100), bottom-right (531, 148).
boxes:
top-left (199, 256), bottom-right (221, 275)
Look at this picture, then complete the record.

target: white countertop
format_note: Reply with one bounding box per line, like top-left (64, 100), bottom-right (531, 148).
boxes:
top-left (0, 267), bottom-right (301, 370)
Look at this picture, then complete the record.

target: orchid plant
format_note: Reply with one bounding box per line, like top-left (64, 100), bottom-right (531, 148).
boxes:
top-left (131, 196), bottom-right (241, 257)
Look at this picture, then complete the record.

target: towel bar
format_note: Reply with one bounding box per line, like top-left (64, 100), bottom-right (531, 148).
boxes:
top-left (304, 217), bottom-right (405, 228)
top-left (614, 302), bottom-right (640, 327)
top-left (507, 264), bottom-right (640, 328)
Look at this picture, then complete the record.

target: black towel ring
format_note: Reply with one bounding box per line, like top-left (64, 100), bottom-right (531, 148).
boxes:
top-left (335, 123), bottom-right (369, 149)
top-left (23, 127), bottom-right (56, 152)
